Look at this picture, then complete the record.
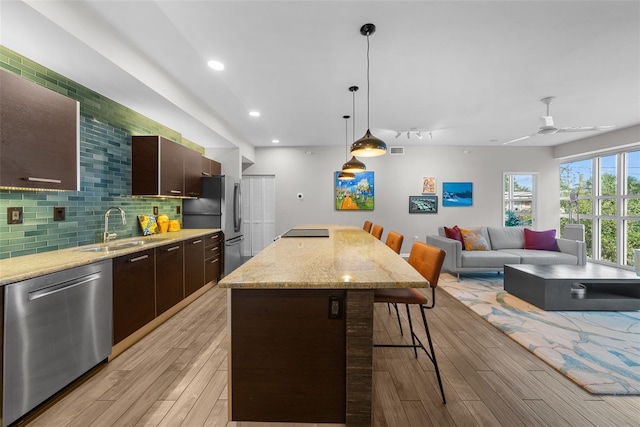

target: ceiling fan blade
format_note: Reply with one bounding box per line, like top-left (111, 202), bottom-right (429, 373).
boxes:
top-left (504, 134), bottom-right (535, 145)
top-left (557, 125), bottom-right (616, 133)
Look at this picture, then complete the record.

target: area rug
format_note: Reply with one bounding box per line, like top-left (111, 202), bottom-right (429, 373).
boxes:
top-left (438, 273), bottom-right (640, 395)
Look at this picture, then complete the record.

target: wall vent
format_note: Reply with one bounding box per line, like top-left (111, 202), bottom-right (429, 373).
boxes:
top-left (389, 146), bottom-right (405, 155)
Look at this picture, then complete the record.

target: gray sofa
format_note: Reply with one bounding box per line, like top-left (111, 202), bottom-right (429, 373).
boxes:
top-left (426, 226), bottom-right (587, 279)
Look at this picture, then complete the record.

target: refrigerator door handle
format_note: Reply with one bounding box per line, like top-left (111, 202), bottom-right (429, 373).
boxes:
top-left (226, 235), bottom-right (244, 246)
top-left (234, 182), bottom-right (242, 233)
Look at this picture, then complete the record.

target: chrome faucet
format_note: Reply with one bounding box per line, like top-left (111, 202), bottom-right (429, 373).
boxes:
top-left (104, 207), bottom-right (126, 243)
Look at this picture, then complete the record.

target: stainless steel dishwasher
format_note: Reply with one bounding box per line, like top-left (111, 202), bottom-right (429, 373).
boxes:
top-left (2, 260), bottom-right (112, 426)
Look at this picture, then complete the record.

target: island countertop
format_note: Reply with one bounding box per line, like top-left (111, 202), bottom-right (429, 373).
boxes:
top-left (219, 224), bottom-right (427, 289)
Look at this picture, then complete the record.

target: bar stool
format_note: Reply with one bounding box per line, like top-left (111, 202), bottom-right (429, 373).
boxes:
top-left (373, 241), bottom-right (447, 404)
top-left (363, 220), bottom-right (373, 233)
top-left (385, 231), bottom-right (403, 254)
top-left (371, 224), bottom-right (383, 240)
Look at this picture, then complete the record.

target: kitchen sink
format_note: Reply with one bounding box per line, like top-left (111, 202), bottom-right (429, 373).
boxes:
top-left (75, 240), bottom-right (148, 253)
top-left (109, 240), bottom-right (146, 249)
top-left (76, 246), bottom-right (110, 252)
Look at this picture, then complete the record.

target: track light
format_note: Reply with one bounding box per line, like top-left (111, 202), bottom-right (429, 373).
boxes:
top-left (393, 129), bottom-right (433, 140)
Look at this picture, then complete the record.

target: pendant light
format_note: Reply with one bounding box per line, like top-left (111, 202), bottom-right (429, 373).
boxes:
top-left (342, 86), bottom-right (366, 173)
top-left (337, 115), bottom-right (356, 181)
top-left (350, 23), bottom-right (387, 158)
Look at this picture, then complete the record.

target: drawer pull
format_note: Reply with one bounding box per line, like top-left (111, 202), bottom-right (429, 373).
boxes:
top-left (28, 177), bottom-right (62, 184)
top-left (165, 246), bottom-right (180, 252)
top-left (208, 247), bottom-right (219, 252)
top-left (192, 239), bottom-right (203, 245)
top-left (169, 190), bottom-right (182, 195)
top-left (129, 255), bottom-right (149, 263)
top-left (210, 258), bottom-right (219, 263)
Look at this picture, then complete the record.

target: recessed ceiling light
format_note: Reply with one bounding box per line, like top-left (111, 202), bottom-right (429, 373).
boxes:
top-left (207, 60), bottom-right (224, 71)
top-left (249, 111), bottom-right (260, 117)
top-left (271, 139), bottom-right (280, 144)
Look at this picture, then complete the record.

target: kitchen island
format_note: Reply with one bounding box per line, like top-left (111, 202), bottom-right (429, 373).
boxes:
top-left (219, 225), bottom-right (427, 426)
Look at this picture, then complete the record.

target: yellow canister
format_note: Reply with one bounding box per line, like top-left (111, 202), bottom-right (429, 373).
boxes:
top-left (168, 220), bottom-right (181, 232)
top-left (157, 214), bottom-right (170, 233)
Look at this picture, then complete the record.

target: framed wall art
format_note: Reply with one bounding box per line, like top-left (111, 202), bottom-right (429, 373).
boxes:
top-left (442, 182), bottom-right (473, 207)
top-left (422, 176), bottom-right (436, 194)
top-left (335, 171), bottom-right (374, 210)
top-left (409, 195), bottom-right (438, 214)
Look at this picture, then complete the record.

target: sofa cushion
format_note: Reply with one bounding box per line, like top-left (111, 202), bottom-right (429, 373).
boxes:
top-left (444, 225), bottom-right (465, 249)
top-left (524, 228), bottom-right (559, 251)
top-left (500, 249), bottom-right (578, 265)
top-left (487, 226), bottom-right (524, 249)
top-left (461, 250), bottom-right (520, 268)
top-left (460, 227), bottom-right (491, 251)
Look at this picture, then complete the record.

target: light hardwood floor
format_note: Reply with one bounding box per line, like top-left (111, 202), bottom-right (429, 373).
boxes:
top-left (23, 284), bottom-right (640, 426)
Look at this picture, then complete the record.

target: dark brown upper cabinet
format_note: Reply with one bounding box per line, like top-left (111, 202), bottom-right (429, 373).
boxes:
top-left (184, 147), bottom-right (203, 198)
top-left (202, 156), bottom-right (222, 177)
top-left (131, 135), bottom-right (203, 197)
top-left (0, 69), bottom-right (79, 191)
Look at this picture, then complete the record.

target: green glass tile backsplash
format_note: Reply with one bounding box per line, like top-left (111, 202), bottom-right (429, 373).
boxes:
top-left (0, 46), bottom-right (205, 259)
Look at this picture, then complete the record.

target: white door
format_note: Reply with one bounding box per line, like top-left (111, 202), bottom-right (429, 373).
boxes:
top-left (242, 175), bottom-right (276, 258)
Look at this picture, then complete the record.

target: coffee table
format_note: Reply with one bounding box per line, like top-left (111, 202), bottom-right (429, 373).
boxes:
top-left (504, 263), bottom-right (640, 310)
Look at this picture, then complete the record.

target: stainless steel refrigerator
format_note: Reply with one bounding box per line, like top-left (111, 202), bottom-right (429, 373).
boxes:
top-left (182, 175), bottom-right (243, 276)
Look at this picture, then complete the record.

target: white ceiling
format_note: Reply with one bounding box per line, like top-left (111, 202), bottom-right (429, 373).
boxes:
top-left (1, 1), bottom-right (639, 153)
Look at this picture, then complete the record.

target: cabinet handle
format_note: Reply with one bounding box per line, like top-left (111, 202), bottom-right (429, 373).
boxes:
top-left (192, 240), bottom-right (202, 244)
top-left (202, 172), bottom-right (211, 176)
top-left (210, 258), bottom-right (219, 263)
top-left (169, 190), bottom-right (182, 195)
top-left (165, 246), bottom-right (180, 252)
top-left (208, 247), bottom-right (219, 252)
top-left (28, 177), bottom-right (62, 184)
top-left (128, 255), bottom-right (149, 263)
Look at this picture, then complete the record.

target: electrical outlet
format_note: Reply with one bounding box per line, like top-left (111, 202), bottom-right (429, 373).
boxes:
top-left (53, 206), bottom-right (65, 221)
top-left (7, 207), bottom-right (23, 225)
top-left (414, 235), bottom-right (419, 241)
top-left (153, 206), bottom-right (159, 215)
top-left (176, 206), bottom-right (181, 214)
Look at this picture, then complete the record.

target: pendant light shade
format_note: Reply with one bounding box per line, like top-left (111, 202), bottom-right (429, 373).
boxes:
top-left (342, 86), bottom-right (366, 173)
top-left (351, 23), bottom-right (387, 158)
top-left (337, 171), bottom-right (356, 181)
top-left (338, 115), bottom-right (356, 181)
top-left (342, 157), bottom-right (366, 173)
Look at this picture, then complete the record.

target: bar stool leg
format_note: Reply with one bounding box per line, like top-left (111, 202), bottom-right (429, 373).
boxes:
top-left (420, 306), bottom-right (446, 404)
top-left (405, 305), bottom-right (419, 358)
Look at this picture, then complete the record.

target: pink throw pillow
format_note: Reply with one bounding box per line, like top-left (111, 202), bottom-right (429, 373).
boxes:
top-left (524, 228), bottom-right (559, 251)
top-left (444, 225), bottom-right (465, 250)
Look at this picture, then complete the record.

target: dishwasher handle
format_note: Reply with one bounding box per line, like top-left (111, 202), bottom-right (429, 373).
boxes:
top-left (28, 272), bottom-right (102, 301)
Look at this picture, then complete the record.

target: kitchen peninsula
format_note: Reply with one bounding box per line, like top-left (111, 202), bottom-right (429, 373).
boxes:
top-left (219, 225), bottom-right (427, 426)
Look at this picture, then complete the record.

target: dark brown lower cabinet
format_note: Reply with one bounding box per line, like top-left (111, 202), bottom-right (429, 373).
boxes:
top-left (112, 249), bottom-right (155, 345)
top-left (156, 242), bottom-right (184, 315)
top-left (185, 236), bottom-right (205, 297)
top-left (205, 232), bottom-right (222, 284)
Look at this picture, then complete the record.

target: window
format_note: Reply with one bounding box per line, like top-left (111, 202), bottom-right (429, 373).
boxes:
top-left (504, 173), bottom-right (536, 227)
top-left (560, 149), bottom-right (640, 267)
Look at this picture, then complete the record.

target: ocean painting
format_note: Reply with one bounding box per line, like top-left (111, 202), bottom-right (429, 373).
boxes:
top-left (335, 171), bottom-right (374, 210)
top-left (442, 182), bottom-right (473, 207)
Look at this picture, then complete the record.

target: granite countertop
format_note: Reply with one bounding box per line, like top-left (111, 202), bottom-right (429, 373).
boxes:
top-left (219, 224), bottom-right (427, 290)
top-left (0, 229), bottom-right (221, 286)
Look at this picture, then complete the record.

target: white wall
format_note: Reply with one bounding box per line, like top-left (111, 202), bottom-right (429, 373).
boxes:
top-left (243, 145), bottom-right (560, 255)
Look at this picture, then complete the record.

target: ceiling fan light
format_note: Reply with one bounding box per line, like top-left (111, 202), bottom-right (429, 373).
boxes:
top-left (342, 156), bottom-right (366, 173)
top-left (538, 126), bottom-right (558, 135)
top-left (351, 129), bottom-right (387, 157)
top-left (337, 171), bottom-right (356, 181)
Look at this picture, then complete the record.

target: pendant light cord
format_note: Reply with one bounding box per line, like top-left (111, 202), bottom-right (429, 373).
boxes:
top-left (345, 116), bottom-right (349, 161)
top-left (352, 88), bottom-right (356, 142)
top-left (366, 33), bottom-right (371, 130)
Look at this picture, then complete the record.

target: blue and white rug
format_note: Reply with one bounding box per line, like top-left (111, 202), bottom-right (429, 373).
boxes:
top-left (438, 273), bottom-right (640, 395)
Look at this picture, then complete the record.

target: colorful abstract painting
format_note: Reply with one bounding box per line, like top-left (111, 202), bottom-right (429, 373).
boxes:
top-left (335, 171), bottom-right (374, 210)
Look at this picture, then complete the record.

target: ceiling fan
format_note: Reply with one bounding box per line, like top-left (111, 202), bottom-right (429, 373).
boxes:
top-left (504, 96), bottom-right (616, 145)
